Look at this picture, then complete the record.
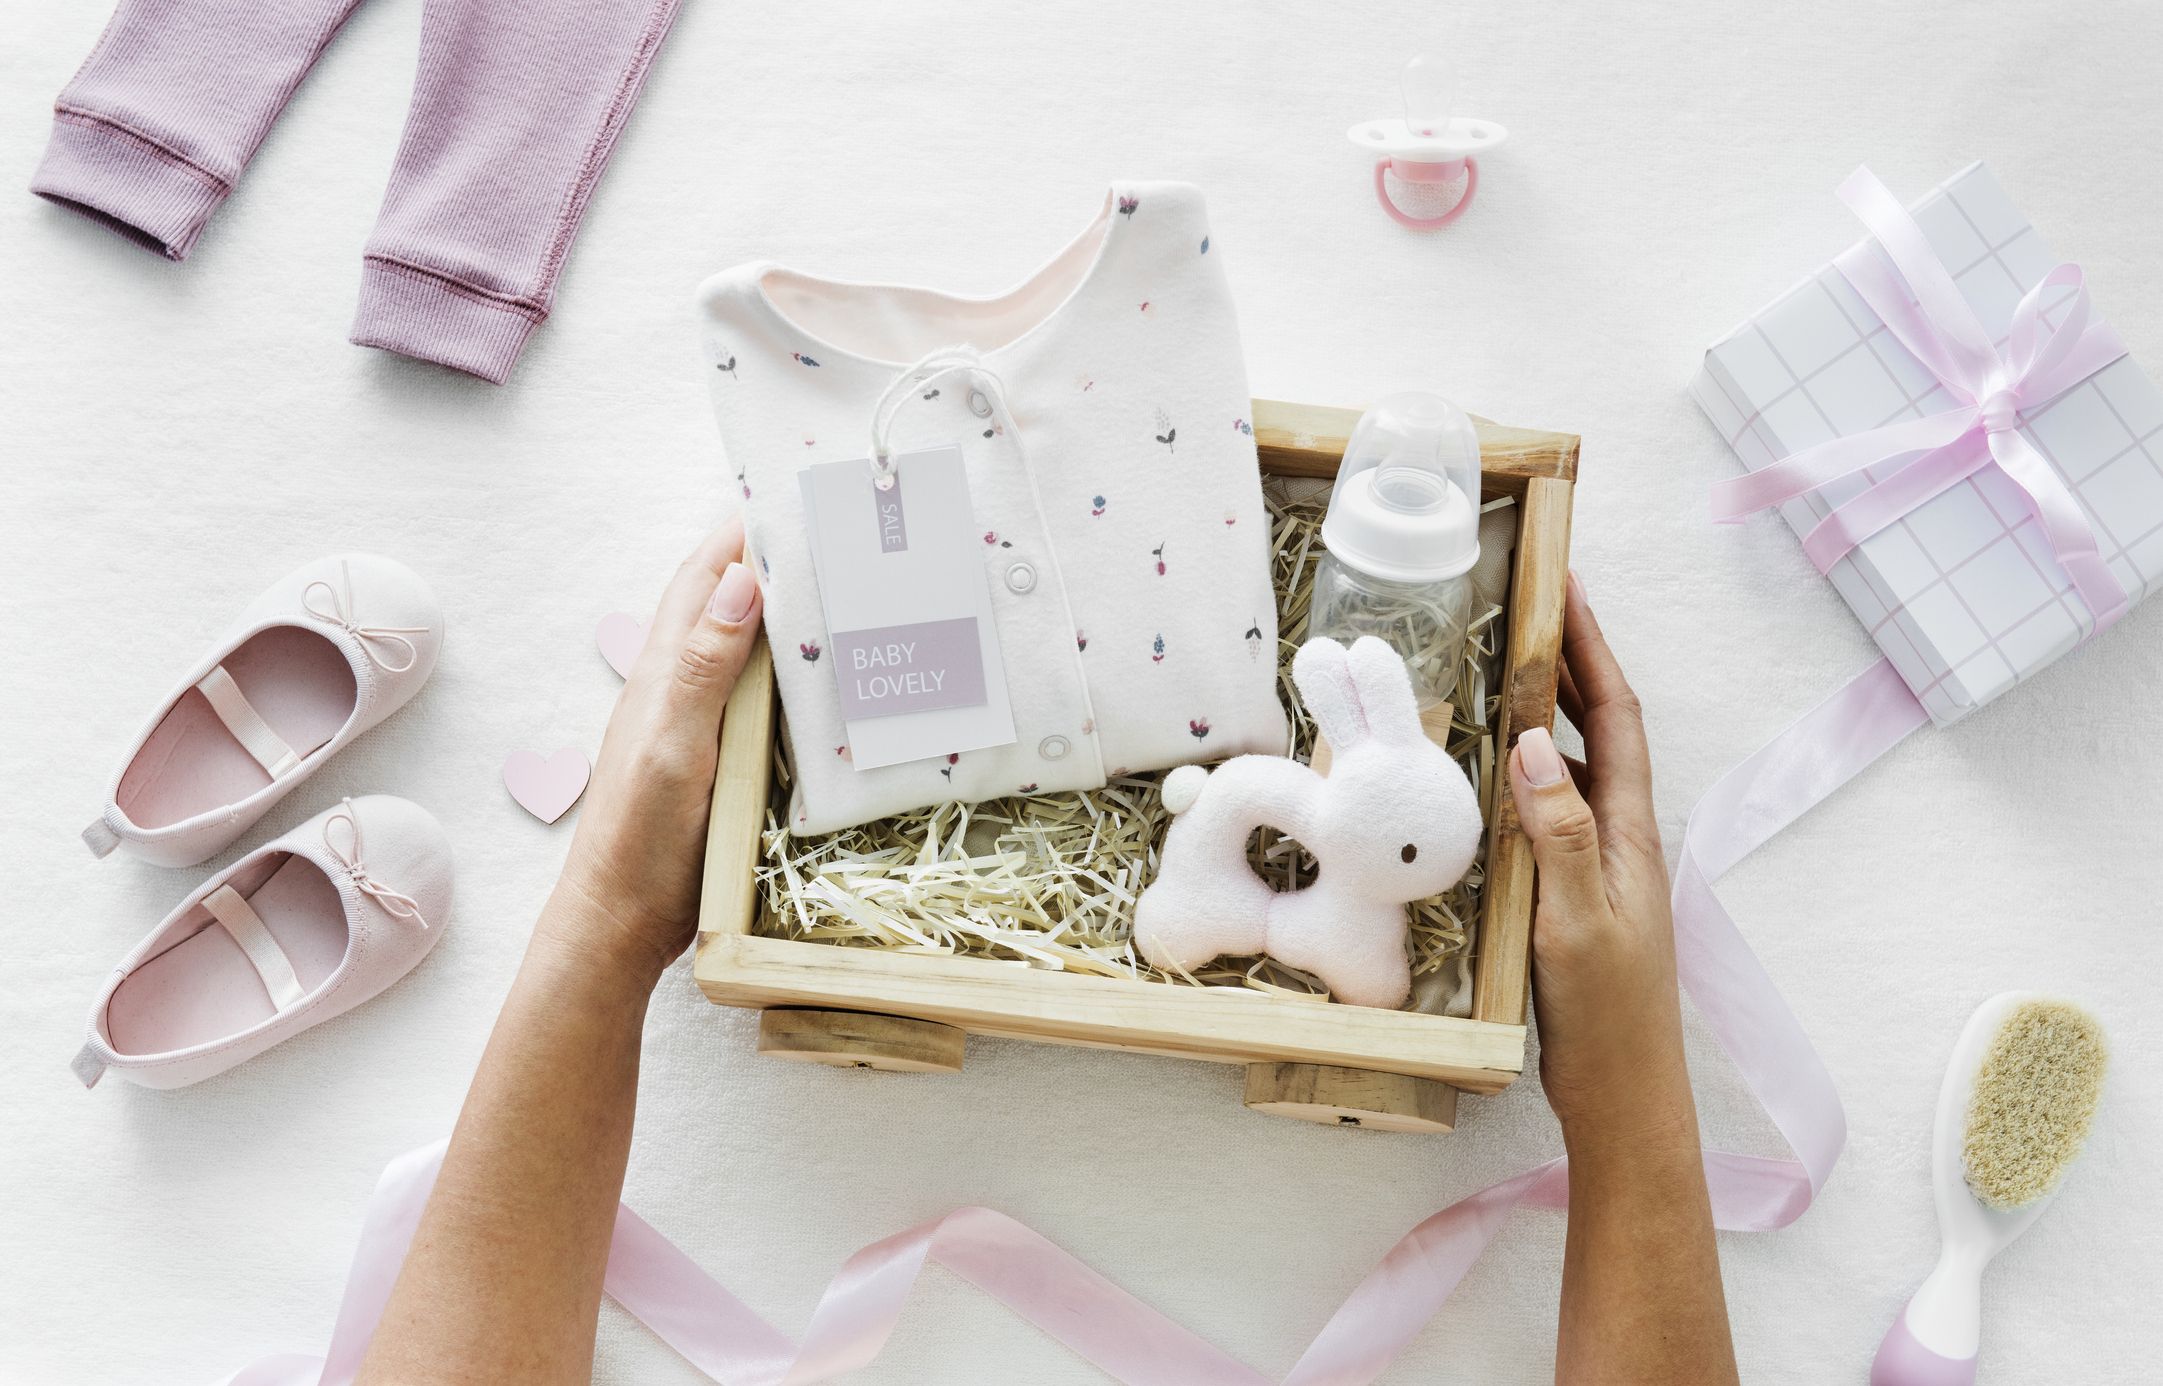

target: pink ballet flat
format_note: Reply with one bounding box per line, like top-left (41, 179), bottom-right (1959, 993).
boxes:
top-left (74, 795), bottom-right (453, 1090)
top-left (83, 554), bottom-right (444, 868)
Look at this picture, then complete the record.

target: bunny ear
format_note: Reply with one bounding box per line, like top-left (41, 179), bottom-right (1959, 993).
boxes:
top-left (1343, 637), bottom-right (1424, 742)
top-left (1293, 638), bottom-right (1369, 747)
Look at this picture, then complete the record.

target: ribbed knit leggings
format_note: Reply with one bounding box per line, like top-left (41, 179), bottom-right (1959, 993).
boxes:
top-left (30, 0), bottom-right (684, 383)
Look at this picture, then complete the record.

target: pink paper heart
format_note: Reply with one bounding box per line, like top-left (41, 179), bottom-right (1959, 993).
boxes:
top-left (596, 611), bottom-right (647, 679)
top-left (503, 748), bottom-right (592, 824)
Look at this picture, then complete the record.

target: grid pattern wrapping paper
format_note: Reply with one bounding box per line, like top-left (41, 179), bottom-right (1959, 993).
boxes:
top-left (1692, 162), bottom-right (2163, 725)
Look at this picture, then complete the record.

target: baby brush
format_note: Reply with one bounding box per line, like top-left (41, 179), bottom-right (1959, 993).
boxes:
top-left (1871, 992), bottom-right (2108, 1385)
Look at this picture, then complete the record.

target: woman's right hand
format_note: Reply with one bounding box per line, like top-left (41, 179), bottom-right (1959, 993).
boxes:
top-left (1507, 575), bottom-right (1694, 1139)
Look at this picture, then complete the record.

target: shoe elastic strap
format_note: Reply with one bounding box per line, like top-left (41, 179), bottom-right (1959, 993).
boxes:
top-left (195, 664), bottom-right (306, 779)
top-left (202, 884), bottom-right (306, 1010)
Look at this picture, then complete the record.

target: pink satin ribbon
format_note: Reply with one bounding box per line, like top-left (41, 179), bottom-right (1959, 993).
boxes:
top-left (220, 658), bottom-right (1930, 1386)
top-left (1710, 167), bottom-right (2129, 631)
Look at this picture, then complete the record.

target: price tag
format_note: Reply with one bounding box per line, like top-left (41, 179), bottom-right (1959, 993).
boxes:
top-left (797, 446), bottom-right (1016, 770)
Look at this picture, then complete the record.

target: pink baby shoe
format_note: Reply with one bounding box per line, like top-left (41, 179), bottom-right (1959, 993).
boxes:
top-left (74, 796), bottom-right (453, 1090)
top-left (83, 554), bottom-right (443, 867)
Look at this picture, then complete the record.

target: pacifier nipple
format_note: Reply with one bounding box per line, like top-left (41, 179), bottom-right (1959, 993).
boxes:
top-left (1400, 52), bottom-right (1457, 138)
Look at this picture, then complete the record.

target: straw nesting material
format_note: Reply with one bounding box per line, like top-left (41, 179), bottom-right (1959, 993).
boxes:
top-left (752, 476), bottom-right (1517, 1014)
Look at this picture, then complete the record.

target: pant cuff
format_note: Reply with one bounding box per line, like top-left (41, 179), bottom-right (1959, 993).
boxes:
top-left (349, 257), bottom-right (543, 385)
top-left (29, 112), bottom-right (230, 261)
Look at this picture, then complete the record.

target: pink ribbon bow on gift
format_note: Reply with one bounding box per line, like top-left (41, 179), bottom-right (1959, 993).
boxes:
top-left (1711, 166), bottom-right (2130, 630)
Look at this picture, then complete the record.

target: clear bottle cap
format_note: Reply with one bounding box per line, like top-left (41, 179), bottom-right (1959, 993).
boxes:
top-left (1319, 392), bottom-right (1482, 583)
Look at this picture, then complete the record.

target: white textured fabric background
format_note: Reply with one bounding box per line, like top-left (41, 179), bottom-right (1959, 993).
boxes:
top-left (3, 2), bottom-right (2158, 1381)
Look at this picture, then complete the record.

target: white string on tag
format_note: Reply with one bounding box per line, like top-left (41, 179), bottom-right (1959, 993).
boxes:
top-left (866, 345), bottom-right (1014, 487)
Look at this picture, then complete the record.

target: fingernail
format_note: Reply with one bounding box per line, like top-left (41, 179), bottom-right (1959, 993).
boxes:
top-left (1568, 569), bottom-right (1587, 604)
top-left (1517, 727), bottom-right (1565, 786)
top-left (707, 562), bottom-right (755, 624)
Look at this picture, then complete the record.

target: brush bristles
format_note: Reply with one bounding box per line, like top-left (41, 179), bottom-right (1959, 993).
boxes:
top-left (1962, 999), bottom-right (2108, 1211)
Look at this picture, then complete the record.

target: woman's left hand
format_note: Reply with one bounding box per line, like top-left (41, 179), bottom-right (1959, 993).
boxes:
top-left (551, 518), bottom-right (765, 986)
top-left (358, 519), bottom-right (766, 1383)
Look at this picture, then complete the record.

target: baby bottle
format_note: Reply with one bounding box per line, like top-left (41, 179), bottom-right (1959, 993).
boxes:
top-left (1309, 392), bottom-right (1482, 709)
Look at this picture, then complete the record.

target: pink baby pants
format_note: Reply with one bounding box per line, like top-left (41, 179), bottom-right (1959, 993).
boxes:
top-left (30, 0), bottom-right (684, 384)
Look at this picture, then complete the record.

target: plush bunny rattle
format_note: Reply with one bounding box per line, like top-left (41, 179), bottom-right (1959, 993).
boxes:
top-left (1133, 636), bottom-right (1485, 1008)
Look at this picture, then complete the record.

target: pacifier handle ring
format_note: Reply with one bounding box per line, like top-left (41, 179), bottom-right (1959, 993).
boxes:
top-left (1373, 155), bottom-right (1480, 230)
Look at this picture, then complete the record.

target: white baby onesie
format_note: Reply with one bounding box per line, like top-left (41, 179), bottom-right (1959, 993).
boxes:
top-left (695, 182), bottom-right (1286, 834)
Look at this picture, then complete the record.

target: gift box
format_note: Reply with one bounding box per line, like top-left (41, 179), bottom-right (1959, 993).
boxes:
top-left (1693, 163), bottom-right (2163, 725)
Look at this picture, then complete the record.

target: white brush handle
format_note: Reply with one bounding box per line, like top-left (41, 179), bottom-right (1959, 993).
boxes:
top-left (1871, 1252), bottom-right (1982, 1386)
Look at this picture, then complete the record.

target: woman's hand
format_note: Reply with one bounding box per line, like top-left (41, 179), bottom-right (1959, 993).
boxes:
top-left (549, 519), bottom-right (765, 989)
top-left (1513, 576), bottom-right (1737, 1384)
top-left (360, 519), bottom-right (768, 1386)
top-left (1508, 574), bottom-right (1691, 1140)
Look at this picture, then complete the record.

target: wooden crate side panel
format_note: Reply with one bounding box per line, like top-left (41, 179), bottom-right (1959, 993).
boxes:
top-left (700, 641), bottom-right (774, 940)
top-left (1250, 400), bottom-right (1579, 495)
top-left (1472, 475), bottom-right (1574, 1027)
top-left (696, 934), bottom-right (1528, 1093)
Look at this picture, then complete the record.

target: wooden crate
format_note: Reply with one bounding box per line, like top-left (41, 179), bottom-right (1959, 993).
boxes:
top-left (695, 400), bottom-right (1578, 1132)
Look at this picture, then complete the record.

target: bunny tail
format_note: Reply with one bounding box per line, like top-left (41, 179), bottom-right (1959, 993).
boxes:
top-left (1162, 765), bottom-right (1209, 814)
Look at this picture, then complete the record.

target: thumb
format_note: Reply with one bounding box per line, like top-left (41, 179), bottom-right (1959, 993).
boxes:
top-left (668, 560), bottom-right (764, 718)
top-left (1509, 726), bottom-right (1609, 921)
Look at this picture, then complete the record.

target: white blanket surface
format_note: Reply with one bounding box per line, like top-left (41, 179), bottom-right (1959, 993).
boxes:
top-left (3, 2), bottom-right (2157, 1381)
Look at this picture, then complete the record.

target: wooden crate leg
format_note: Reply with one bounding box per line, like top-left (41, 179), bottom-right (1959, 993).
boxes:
top-left (1243, 1062), bottom-right (1458, 1133)
top-left (756, 1008), bottom-right (966, 1074)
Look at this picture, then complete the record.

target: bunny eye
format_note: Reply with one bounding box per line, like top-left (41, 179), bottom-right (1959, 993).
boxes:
top-left (1400, 843), bottom-right (1418, 863)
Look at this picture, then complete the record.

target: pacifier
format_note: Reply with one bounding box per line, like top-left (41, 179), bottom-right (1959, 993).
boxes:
top-left (1347, 52), bottom-right (1507, 230)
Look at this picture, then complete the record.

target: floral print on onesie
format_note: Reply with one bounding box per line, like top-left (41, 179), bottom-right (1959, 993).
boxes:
top-left (695, 182), bottom-right (1287, 835)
